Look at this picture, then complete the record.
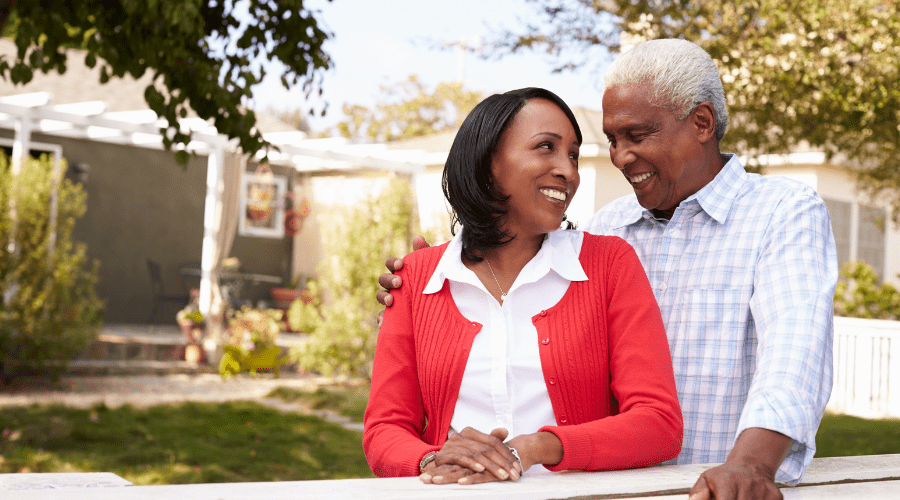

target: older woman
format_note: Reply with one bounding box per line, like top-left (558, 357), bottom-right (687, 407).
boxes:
top-left (363, 88), bottom-right (681, 485)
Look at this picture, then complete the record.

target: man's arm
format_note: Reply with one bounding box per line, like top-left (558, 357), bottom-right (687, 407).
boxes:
top-left (699, 187), bottom-right (837, 499)
top-left (742, 189), bottom-right (837, 481)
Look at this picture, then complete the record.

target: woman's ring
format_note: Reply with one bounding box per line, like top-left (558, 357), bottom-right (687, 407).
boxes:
top-left (506, 445), bottom-right (523, 481)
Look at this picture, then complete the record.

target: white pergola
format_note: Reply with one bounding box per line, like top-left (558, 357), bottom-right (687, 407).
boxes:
top-left (0, 91), bottom-right (428, 334)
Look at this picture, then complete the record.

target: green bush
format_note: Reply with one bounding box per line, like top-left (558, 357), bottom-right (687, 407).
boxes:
top-left (833, 261), bottom-right (900, 320)
top-left (286, 280), bottom-right (323, 334)
top-left (291, 175), bottom-right (417, 379)
top-left (0, 154), bottom-right (104, 379)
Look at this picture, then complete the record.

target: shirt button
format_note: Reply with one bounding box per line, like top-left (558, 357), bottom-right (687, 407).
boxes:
top-left (541, 338), bottom-right (550, 345)
top-left (560, 417), bottom-right (567, 424)
top-left (669, 229), bottom-right (679, 236)
top-left (540, 310), bottom-right (547, 316)
top-left (549, 378), bottom-right (556, 385)
top-left (658, 282), bottom-right (668, 292)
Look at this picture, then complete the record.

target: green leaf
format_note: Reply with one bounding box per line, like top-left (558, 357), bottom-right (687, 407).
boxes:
top-left (174, 150), bottom-right (190, 165)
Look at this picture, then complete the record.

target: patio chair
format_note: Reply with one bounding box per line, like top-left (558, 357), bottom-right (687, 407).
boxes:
top-left (147, 258), bottom-right (191, 323)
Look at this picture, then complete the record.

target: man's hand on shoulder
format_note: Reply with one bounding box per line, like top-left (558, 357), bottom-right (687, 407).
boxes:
top-left (376, 236), bottom-right (431, 310)
top-left (688, 428), bottom-right (790, 500)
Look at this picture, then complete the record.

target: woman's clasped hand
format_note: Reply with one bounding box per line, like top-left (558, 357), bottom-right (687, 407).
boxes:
top-left (419, 428), bottom-right (521, 484)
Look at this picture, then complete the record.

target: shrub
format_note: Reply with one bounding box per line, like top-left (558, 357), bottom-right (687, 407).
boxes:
top-left (291, 175), bottom-right (417, 379)
top-left (833, 261), bottom-right (900, 320)
top-left (0, 154), bottom-right (104, 379)
top-left (286, 280), bottom-right (322, 334)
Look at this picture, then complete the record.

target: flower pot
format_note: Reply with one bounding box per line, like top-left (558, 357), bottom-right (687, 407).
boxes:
top-left (270, 287), bottom-right (313, 304)
top-left (178, 321), bottom-right (205, 345)
top-left (247, 205), bottom-right (272, 222)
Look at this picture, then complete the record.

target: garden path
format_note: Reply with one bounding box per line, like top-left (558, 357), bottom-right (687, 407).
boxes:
top-left (0, 373), bottom-right (364, 431)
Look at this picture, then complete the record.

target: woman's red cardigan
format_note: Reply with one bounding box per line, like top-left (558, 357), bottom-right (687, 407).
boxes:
top-left (363, 234), bottom-right (682, 477)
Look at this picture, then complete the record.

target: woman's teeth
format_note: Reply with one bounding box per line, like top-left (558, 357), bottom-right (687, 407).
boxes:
top-left (540, 189), bottom-right (566, 202)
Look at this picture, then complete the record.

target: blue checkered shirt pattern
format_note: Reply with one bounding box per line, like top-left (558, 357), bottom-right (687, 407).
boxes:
top-left (584, 154), bottom-right (837, 485)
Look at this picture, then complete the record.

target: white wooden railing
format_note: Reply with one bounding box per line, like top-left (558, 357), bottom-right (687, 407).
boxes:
top-left (2, 455), bottom-right (900, 499)
top-left (828, 316), bottom-right (900, 419)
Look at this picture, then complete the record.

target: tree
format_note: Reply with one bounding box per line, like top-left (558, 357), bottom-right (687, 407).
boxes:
top-left (489, 0), bottom-right (900, 218)
top-left (334, 75), bottom-right (483, 142)
top-left (0, 0), bottom-right (332, 163)
top-left (1, 154), bottom-right (104, 379)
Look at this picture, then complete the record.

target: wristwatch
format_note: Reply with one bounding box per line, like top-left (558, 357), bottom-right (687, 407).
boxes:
top-left (419, 451), bottom-right (438, 473)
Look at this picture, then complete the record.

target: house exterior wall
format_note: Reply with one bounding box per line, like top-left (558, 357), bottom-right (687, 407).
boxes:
top-left (290, 172), bottom-right (397, 282)
top-left (592, 161), bottom-right (635, 214)
top-left (766, 164), bottom-right (900, 287)
top-left (1, 130), bottom-right (293, 324)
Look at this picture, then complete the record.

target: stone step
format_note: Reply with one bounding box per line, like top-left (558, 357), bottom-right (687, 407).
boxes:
top-left (70, 324), bottom-right (309, 375)
top-left (66, 359), bottom-right (217, 376)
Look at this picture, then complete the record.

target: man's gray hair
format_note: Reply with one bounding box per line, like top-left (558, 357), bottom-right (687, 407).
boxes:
top-left (605, 38), bottom-right (728, 142)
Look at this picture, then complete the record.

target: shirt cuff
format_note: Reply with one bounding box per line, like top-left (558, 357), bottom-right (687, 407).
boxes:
top-left (736, 390), bottom-right (818, 485)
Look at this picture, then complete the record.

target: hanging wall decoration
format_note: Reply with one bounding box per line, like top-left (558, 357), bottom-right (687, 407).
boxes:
top-left (238, 165), bottom-right (288, 239)
top-left (282, 193), bottom-right (310, 238)
top-left (246, 164), bottom-right (275, 222)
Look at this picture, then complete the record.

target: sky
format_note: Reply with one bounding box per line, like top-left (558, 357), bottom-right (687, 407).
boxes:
top-left (248, 0), bottom-right (612, 133)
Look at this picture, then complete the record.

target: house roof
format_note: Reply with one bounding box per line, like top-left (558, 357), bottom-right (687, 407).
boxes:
top-left (0, 38), bottom-right (300, 135)
top-left (0, 39), bottom-right (153, 112)
top-left (384, 106), bottom-right (610, 163)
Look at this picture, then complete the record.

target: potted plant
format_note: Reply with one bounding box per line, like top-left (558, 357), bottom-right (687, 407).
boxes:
top-left (246, 182), bottom-right (275, 222)
top-left (219, 306), bottom-right (287, 379)
top-left (175, 305), bottom-right (205, 364)
top-left (270, 275), bottom-right (315, 305)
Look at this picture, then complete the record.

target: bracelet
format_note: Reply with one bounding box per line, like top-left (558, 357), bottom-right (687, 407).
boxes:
top-left (506, 446), bottom-right (523, 481)
top-left (419, 451), bottom-right (438, 474)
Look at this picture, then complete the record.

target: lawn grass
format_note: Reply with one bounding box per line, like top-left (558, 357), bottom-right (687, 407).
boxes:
top-left (0, 401), bottom-right (374, 484)
top-left (815, 412), bottom-right (900, 458)
top-left (2, 390), bottom-right (896, 486)
top-left (265, 386), bottom-right (900, 459)
top-left (267, 385), bottom-right (370, 421)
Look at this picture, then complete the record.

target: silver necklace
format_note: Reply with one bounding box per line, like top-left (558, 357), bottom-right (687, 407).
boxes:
top-left (484, 256), bottom-right (507, 302)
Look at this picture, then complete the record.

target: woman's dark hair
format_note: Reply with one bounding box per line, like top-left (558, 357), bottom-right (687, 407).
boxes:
top-left (442, 87), bottom-right (582, 262)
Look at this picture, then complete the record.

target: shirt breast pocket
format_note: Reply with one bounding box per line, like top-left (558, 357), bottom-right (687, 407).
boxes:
top-left (678, 287), bottom-right (753, 382)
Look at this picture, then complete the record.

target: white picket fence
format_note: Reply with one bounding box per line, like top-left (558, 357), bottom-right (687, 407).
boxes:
top-left (828, 316), bottom-right (900, 419)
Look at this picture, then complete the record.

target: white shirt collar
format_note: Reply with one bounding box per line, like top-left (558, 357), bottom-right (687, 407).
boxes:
top-left (423, 229), bottom-right (588, 295)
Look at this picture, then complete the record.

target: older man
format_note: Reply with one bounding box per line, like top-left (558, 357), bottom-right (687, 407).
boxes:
top-left (378, 39), bottom-right (837, 499)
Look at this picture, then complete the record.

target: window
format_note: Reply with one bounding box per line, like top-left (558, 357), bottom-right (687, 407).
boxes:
top-left (822, 197), bottom-right (886, 278)
top-left (858, 205), bottom-right (886, 278)
top-left (0, 138), bottom-right (63, 164)
top-left (823, 198), bottom-right (851, 267)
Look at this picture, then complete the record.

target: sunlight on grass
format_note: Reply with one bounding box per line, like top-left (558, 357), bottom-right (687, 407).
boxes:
top-left (267, 385), bottom-right (370, 421)
top-left (0, 401), bottom-right (373, 483)
top-left (815, 412), bottom-right (900, 458)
